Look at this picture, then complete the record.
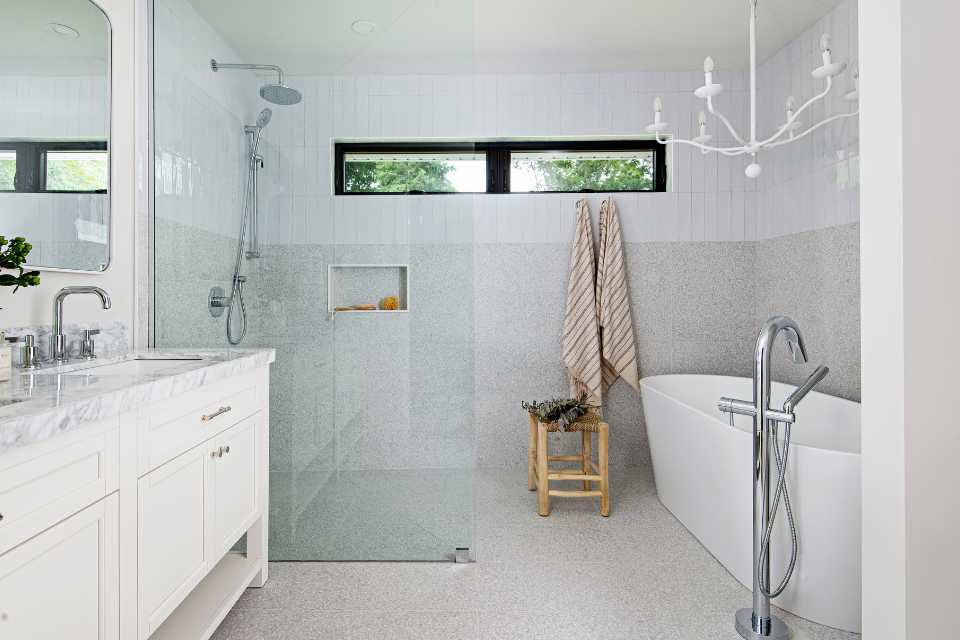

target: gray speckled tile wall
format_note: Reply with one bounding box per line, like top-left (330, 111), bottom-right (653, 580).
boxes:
top-left (755, 223), bottom-right (860, 401)
top-left (155, 219), bottom-right (859, 559)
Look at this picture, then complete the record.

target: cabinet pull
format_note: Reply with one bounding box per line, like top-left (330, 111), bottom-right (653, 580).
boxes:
top-left (201, 406), bottom-right (232, 423)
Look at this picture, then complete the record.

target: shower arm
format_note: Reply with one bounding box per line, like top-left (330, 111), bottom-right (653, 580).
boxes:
top-left (211, 59), bottom-right (284, 85)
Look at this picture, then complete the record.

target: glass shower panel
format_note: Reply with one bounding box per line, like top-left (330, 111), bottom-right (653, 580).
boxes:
top-left (152, 0), bottom-right (476, 561)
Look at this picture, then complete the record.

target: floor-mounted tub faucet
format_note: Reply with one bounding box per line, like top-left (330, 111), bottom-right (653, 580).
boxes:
top-left (51, 286), bottom-right (111, 363)
top-left (718, 316), bottom-right (829, 640)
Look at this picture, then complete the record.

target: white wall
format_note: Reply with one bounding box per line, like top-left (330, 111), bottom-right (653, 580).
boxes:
top-left (152, 0), bottom-right (261, 239)
top-left (757, 0), bottom-right (860, 238)
top-left (861, 0), bottom-right (960, 637)
top-left (0, 0), bottom-right (134, 331)
top-left (0, 75), bottom-right (108, 139)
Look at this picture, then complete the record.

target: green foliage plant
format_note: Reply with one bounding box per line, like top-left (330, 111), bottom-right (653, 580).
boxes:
top-left (0, 236), bottom-right (41, 293)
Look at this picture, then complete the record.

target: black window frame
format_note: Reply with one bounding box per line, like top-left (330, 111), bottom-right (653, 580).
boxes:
top-left (334, 139), bottom-right (666, 195)
top-left (0, 140), bottom-right (109, 194)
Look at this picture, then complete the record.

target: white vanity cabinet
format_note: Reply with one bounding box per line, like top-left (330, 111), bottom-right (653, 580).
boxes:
top-left (138, 415), bottom-right (264, 639)
top-left (0, 495), bottom-right (119, 640)
top-left (0, 355), bottom-right (271, 640)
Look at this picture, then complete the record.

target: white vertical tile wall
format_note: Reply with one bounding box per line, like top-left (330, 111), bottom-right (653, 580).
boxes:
top-left (252, 2), bottom-right (858, 248)
top-left (153, 0), bottom-right (260, 239)
top-left (755, 0), bottom-right (860, 239)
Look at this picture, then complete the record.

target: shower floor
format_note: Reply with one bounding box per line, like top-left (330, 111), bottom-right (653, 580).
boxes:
top-left (269, 468), bottom-right (473, 561)
top-left (217, 468), bottom-right (859, 640)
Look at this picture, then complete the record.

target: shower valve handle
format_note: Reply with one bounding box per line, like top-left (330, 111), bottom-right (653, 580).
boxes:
top-left (718, 397), bottom-right (795, 424)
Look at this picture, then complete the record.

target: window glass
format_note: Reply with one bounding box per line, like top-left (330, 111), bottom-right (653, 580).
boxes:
top-left (343, 152), bottom-right (486, 193)
top-left (510, 150), bottom-right (655, 192)
top-left (0, 151), bottom-right (15, 191)
top-left (45, 150), bottom-right (108, 192)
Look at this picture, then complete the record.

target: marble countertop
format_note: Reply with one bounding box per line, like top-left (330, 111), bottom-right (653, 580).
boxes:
top-left (0, 348), bottom-right (275, 455)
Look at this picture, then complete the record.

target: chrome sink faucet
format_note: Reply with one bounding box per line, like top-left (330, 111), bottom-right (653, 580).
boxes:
top-left (51, 286), bottom-right (111, 363)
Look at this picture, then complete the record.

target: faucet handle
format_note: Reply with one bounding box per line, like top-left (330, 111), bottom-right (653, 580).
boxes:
top-left (79, 329), bottom-right (100, 360)
top-left (20, 335), bottom-right (40, 370)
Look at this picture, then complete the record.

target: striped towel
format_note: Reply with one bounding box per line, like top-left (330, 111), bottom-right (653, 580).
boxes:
top-left (562, 199), bottom-right (603, 405)
top-left (597, 198), bottom-right (640, 392)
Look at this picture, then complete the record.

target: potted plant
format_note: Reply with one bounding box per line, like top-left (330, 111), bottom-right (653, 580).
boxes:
top-left (0, 236), bottom-right (40, 295)
top-left (522, 392), bottom-right (598, 431)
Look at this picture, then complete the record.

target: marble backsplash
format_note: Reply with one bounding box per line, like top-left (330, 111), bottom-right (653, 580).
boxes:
top-left (1, 320), bottom-right (129, 364)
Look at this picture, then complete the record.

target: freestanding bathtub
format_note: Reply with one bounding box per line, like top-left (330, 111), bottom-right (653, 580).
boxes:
top-left (640, 374), bottom-right (861, 633)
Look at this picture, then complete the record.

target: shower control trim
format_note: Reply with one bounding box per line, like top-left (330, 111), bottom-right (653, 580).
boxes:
top-left (209, 286), bottom-right (227, 318)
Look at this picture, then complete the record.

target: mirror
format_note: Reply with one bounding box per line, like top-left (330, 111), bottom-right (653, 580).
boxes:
top-left (0, 0), bottom-right (111, 272)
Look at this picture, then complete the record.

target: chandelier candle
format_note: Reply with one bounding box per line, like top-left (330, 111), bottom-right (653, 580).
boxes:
top-left (645, 0), bottom-right (859, 179)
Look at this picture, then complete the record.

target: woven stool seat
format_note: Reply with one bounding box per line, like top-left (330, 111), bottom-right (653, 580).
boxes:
top-left (538, 412), bottom-right (603, 433)
top-left (527, 411), bottom-right (610, 516)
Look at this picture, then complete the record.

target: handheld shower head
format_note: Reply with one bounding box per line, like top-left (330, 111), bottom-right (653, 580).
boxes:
top-left (256, 108), bottom-right (272, 128)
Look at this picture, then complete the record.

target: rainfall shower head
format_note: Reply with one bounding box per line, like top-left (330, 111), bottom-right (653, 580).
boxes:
top-left (211, 59), bottom-right (303, 106)
top-left (260, 83), bottom-right (302, 106)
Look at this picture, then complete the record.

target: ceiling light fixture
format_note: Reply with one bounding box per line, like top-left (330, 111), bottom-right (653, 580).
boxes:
top-left (351, 20), bottom-right (377, 35)
top-left (48, 22), bottom-right (80, 38)
top-left (645, 0), bottom-right (859, 179)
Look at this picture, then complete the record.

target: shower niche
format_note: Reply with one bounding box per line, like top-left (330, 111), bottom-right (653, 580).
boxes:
top-left (328, 264), bottom-right (409, 313)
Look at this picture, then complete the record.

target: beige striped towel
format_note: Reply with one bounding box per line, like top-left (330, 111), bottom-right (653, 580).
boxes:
top-left (562, 199), bottom-right (603, 405)
top-left (597, 198), bottom-right (640, 392)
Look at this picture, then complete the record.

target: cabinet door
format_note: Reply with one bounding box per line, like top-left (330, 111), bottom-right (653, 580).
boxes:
top-left (138, 445), bottom-right (209, 639)
top-left (209, 416), bottom-right (259, 559)
top-left (0, 494), bottom-right (119, 640)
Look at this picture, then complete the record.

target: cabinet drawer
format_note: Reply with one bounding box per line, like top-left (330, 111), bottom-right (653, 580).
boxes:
top-left (0, 420), bottom-right (118, 555)
top-left (138, 370), bottom-right (262, 476)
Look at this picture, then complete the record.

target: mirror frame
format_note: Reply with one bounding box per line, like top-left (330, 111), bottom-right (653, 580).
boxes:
top-left (18, 0), bottom-right (113, 274)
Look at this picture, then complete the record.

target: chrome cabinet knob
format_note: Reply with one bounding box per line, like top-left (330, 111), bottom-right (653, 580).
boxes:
top-left (223, 446), bottom-right (230, 455)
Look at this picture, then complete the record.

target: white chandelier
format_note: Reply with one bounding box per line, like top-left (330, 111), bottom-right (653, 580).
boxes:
top-left (645, 0), bottom-right (860, 179)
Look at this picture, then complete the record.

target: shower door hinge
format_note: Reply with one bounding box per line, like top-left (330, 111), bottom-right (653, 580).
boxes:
top-left (454, 547), bottom-right (472, 564)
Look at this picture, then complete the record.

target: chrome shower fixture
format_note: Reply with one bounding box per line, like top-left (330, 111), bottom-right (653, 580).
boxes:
top-left (210, 59), bottom-right (303, 105)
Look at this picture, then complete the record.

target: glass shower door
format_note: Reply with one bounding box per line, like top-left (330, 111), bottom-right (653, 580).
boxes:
top-left (152, 0), bottom-right (476, 562)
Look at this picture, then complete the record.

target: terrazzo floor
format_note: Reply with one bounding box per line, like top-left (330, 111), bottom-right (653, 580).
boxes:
top-left (270, 469), bottom-right (474, 561)
top-left (213, 467), bottom-right (860, 640)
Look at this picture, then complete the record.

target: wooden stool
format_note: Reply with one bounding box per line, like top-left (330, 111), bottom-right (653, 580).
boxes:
top-left (527, 412), bottom-right (610, 517)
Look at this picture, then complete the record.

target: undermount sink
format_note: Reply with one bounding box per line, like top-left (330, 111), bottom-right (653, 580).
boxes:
top-left (30, 356), bottom-right (204, 377)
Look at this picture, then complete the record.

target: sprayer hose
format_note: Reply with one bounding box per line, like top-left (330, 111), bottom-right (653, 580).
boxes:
top-left (757, 420), bottom-right (799, 598)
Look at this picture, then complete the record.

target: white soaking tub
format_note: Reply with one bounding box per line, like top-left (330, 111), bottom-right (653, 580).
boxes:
top-left (640, 374), bottom-right (861, 633)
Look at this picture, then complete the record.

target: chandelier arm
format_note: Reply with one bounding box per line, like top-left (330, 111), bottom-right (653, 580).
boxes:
top-left (656, 133), bottom-right (750, 156)
top-left (762, 109), bottom-right (860, 149)
top-left (756, 76), bottom-right (834, 148)
top-left (706, 96), bottom-right (747, 145)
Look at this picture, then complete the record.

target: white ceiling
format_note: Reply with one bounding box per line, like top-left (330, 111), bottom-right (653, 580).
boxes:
top-left (0, 0), bottom-right (109, 75)
top-left (187, 0), bottom-right (845, 75)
